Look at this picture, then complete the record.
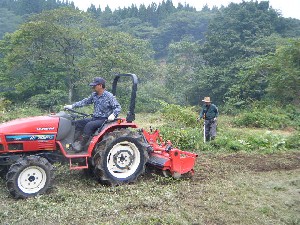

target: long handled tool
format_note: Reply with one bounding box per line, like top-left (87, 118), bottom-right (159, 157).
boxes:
top-left (203, 120), bottom-right (206, 143)
top-left (203, 113), bottom-right (206, 143)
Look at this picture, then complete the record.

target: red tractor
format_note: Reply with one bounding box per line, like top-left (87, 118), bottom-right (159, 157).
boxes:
top-left (0, 74), bottom-right (197, 198)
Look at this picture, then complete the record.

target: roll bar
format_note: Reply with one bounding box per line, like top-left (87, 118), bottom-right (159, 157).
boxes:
top-left (112, 73), bottom-right (138, 122)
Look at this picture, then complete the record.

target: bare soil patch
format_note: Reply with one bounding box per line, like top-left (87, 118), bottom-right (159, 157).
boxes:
top-left (193, 151), bottom-right (300, 181)
top-left (218, 151), bottom-right (300, 171)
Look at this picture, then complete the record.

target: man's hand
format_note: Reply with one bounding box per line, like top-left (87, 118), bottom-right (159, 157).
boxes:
top-left (214, 117), bottom-right (217, 121)
top-left (108, 114), bottom-right (115, 121)
top-left (64, 105), bottom-right (73, 110)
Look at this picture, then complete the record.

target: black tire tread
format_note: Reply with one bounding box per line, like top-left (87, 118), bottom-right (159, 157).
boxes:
top-left (6, 155), bottom-right (55, 199)
top-left (93, 129), bottom-right (149, 186)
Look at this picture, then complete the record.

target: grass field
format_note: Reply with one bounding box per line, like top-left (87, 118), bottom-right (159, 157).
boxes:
top-left (0, 152), bottom-right (299, 225)
top-left (0, 112), bottom-right (299, 225)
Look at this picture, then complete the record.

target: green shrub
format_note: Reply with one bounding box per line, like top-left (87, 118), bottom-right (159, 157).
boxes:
top-left (135, 80), bottom-right (174, 113)
top-left (0, 105), bottom-right (44, 122)
top-left (202, 128), bottom-right (288, 153)
top-left (154, 103), bottom-right (294, 154)
top-left (0, 98), bottom-right (12, 111)
top-left (159, 126), bottom-right (201, 151)
top-left (136, 96), bottom-right (161, 113)
top-left (156, 102), bottom-right (203, 150)
top-left (245, 131), bottom-right (286, 153)
top-left (285, 105), bottom-right (300, 130)
top-left (159, 101), bottom-right (198, 128)
top-left (233, 103), bottom-right (290, 129)
top-left (28, 90), bottom-right (67, 110)
top-left (286, 132), bottom-right (300, 149)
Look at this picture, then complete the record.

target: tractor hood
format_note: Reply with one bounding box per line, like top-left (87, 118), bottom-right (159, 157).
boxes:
top-left (0, 116), bottom-right (60, 134)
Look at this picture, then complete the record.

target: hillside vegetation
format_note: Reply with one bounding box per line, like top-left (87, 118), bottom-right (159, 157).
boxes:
top-left (0, 0), bottom-right (299, 110)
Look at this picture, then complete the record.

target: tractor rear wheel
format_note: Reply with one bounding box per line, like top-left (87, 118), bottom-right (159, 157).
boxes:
top-left (93, 129), bottom-right (149, 185)
top-left (6, 156), bottom-right (54, 199)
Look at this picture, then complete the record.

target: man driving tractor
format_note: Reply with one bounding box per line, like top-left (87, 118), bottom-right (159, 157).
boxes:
top-left (64, 77), bottom-right (121, 152)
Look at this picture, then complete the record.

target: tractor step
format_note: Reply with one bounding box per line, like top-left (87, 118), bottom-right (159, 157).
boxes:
top-left (69, 157), bottom-right (88, 170)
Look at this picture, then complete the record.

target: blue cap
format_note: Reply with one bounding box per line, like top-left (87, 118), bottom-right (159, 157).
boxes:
top-left (89, 77), bottom-right (106, 86)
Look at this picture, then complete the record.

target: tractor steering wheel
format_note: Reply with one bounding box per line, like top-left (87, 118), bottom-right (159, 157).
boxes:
top-left (64, 108), bottom-right (92, 120)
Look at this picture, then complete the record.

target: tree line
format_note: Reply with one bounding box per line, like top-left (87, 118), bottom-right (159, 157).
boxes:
top-left (0, 0), bottom-right (74, 15)
top-left (0, 0), bottom-right (299, 112)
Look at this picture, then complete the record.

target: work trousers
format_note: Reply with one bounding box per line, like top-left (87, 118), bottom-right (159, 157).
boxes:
top-left (204, 119), bottom-right (217, 141)
top-left (75, 117), bottom-right (106, 137)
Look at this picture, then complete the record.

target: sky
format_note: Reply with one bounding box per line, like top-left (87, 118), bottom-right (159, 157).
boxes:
top-left (71, 0), bottom-right (300, 20)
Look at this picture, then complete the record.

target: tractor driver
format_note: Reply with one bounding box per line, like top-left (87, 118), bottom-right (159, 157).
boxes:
top-left (64, 77), bottom-right (121, 152)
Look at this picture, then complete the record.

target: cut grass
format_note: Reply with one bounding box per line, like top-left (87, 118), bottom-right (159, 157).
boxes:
top-left (0, 112), bottom-right (299, 224)
top-left (0, 152), bottom-right (299, 225)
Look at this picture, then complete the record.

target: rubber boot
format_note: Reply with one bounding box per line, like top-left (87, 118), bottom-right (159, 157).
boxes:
top-left (205, 135), bottom-right (211, 142)
top-left (73, 135), bottom-right (89, 153)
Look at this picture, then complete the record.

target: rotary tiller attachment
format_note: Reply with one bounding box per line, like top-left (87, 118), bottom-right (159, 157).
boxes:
top-left (142, 128), bottom-right (198, 179)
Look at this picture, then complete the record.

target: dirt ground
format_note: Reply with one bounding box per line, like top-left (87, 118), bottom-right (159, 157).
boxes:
top-left (194, 151), bottom-right (300, 181)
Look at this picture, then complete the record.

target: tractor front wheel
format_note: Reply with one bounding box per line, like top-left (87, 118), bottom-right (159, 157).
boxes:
top-left (93, 129), bottom-right (149, 185)
top-left (6, 156), bottom-right (54, 199)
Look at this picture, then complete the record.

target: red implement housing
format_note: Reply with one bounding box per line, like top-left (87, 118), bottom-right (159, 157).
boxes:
top-left (142, 129), bottom-right (198, 178)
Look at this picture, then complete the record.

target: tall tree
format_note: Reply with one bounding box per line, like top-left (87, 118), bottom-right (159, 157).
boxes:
top-left (201, 1), bottom-right (280, 67)
top-left (225, 38), bottom-right (300, 105)
top-left (0, 0), bottom-right (73, 15)
top-left (153, 10), bottom-right (209, 57)
top-left (165, 40), bottom-right (204, 105)
top-left (267, 39), bottom-right (300, 104)
top-left (0, 8), bottom-right (23, 40)
top-left (0, 7), bottom-right (154, 106)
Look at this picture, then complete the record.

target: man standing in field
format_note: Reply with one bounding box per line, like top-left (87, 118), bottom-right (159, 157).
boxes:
top-left (199, 97), bottom-right (219, 142)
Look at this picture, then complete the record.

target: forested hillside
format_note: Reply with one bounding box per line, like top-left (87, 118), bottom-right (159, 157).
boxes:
top-left (0, 0), bottom-right (299, 112)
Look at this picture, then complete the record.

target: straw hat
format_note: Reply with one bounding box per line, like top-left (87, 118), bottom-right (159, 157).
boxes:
top-left (202, 97), bottom-right (211, 102)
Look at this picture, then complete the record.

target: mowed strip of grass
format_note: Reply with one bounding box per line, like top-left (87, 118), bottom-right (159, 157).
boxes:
top-left (0, 152), bottom-right (299, 225)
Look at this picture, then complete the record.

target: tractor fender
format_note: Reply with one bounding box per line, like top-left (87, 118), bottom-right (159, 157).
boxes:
top-left (87, 121), bottom-right (138, 155)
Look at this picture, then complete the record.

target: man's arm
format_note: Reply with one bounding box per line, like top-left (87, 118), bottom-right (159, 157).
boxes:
top-left (214, 105), bottom-right (219, 118)
top-left (199, 107), bottom-right (204, 119)
top-left (111, 96), bottom-right (121, 117)
top-left (72, 95), bottom-right (93, 108)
